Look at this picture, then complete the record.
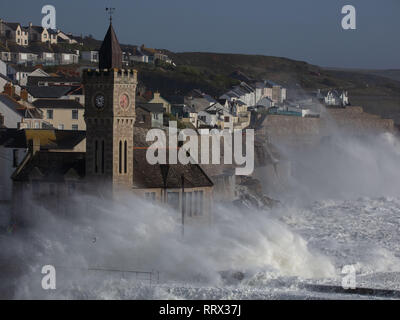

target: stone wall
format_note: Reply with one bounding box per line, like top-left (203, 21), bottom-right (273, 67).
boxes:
top-left (259, 106), bottom-right (395, 146)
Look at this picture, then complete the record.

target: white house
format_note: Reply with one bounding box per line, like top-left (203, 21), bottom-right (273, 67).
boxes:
top-left (81, 51), bottom-right (99, 63)
top-left (129, 52), bottom-right (149, 64)
top-left (198, 110), bottom-right (218, 127)
top-left (10, 51), bottom-right (38, 64)
top-left (37, 52), bottom-right (56, 65)
top-left (55, 52), bottom-right (79, 65)
top-left (56, 30), bottom-right (78, 44)
top-left (324, 90), bottom-right (349, 106)
top-left (14, 67), bottom-right (49, 86)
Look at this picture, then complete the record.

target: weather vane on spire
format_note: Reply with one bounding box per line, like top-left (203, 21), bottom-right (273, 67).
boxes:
top-left (106, 7), bottom-right (115, 23)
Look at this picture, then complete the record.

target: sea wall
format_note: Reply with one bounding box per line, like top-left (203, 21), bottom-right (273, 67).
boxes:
top-left (259, 106), bottom-right (395, 146)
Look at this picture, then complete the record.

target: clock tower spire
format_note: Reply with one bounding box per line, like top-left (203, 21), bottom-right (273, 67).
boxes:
top-left (83, 14), bottom-right (137, 193)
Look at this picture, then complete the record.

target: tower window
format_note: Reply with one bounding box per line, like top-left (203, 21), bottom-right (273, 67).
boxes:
top-left (95, 140), bottom-right (98, 173)
top-left (119, 140), bottom-right (122, 174)
top-left (101, 140), bottom-right (105, 174)
top-left (124, 140), bottom-right (127, 174)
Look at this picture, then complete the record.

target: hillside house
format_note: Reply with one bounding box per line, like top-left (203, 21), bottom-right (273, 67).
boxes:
top-left (136, 103), bottom-right (164, 128)
top-left (0, 93), bottom-right (49, 129)
top-left (32, 98), bottom-right (85, 130)
top-left (0, 21), bottom-right (29, 46)
top-left (27, 24), bottom-right (57, 44)
top-left (56, 31), bottom-right (78, 44)
top-left (55, 52), bottom-right (79, 65)
top-left (322, 90), bottom-right (349, 107)
top-left (148, 92), bottom-right (171, 113)
top-left (81, 51), bottom-right (99, 63)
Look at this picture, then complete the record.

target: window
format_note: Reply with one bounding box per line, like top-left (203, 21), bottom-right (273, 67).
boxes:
top-left (124, 141), bottom-right (127, 174)
top-left (118, 140), bottom-right (122, 174)
top-left (72, 110), bottom-right (78, 120)
top-left (185, 192), bottom-right (192, 217)
top-left (34, 122), bottom-right (40, 129)
top-left (58, 124), bottom-right (64, 130)
top-left (101, 140), bottom-right (105, 174)
top-left (167, 192), bottom-right (180, 211)
top-left (13, 149), bottom-right (19, 168)
top-left (224, 116), bottom-right (230, 122)
top-left (46, 109), bottom-right (53, 119)
top-left (24, 40), bottom-right (27, 45)
top-left (72, 124), bottom-right (78, 130)
top-left (94, 140), bottom-right (98, 173)
top-left (152, 113), bottom-right (158, 120)
top-left (193, 190), bottom-right (204, 216)
top-left (145, 192), bottom-right (156, 201)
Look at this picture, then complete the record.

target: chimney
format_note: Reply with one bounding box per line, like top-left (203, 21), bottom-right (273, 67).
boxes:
top-left (20, 88), bottom-right (29, 101)
top-left (3, 82), bottom-right (15, 97)
top-left (29, 22), bottom-right (32, 28)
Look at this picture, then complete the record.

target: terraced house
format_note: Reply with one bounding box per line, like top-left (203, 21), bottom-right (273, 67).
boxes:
top-left (0, 20), bottom-right (29, 46)
top-left (27, 23), bottom-right (58, 44)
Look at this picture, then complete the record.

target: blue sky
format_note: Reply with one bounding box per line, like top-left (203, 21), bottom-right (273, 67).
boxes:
top-left (0, 0), bottom-right (398, 69)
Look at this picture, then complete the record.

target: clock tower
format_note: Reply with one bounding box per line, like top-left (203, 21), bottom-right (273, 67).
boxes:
top-left (83, 21), bottom-right (137, 192)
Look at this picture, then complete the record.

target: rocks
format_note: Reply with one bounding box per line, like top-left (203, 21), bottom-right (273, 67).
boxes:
top-left (235, 176), bottom-right (280, 210)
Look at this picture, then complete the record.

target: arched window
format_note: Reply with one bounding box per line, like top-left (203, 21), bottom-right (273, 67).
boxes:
top-left (94, 140), bottom-right (98, 173)
top-left (124, 140), bottom-right (127, 174)
top-left (119, 140), bottom-right (122, 174)
top-left (101, 140), bottom-right (105, 174)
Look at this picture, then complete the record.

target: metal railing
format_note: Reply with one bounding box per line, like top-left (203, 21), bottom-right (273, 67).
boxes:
top-left (55, 265), bottom-right (160, 285)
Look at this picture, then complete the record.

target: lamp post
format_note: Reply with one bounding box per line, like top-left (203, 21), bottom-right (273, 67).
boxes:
top-left (160, 164), bottom-right (169, 204)
top-left (181, 174), bottom-right (185, 237)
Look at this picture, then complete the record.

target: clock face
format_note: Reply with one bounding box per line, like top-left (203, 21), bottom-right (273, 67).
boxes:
top-left (94, 94), bottom-right (105, 109)
top-left (119, 94), bottom-right (129, 109)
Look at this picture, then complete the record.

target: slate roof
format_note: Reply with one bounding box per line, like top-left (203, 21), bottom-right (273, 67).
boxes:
top-left (0, 94), bottom-right (43, 119)
top-left (133, 127), bottom-right (213, 189)
top-left (4, 22), bottom-right (20, 31)
top-left (0, 128), bottom-right (86, 149)
top-left (165, 95), bottom-right (184, 105)
top-left (27, 76), bottom-right (81, 86)
top-left (32, 99), bottom-right (84, 109)
top-left (29, 26), bottom-right (45, 33)
top-left (12, 151), bottom-right (86, 182)
top-left (137, 103), bottom-right (164, 113)
top-left (99, 23), bottom-right (122, 69)
top-left (26, 86), bottom-right (72, 98)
